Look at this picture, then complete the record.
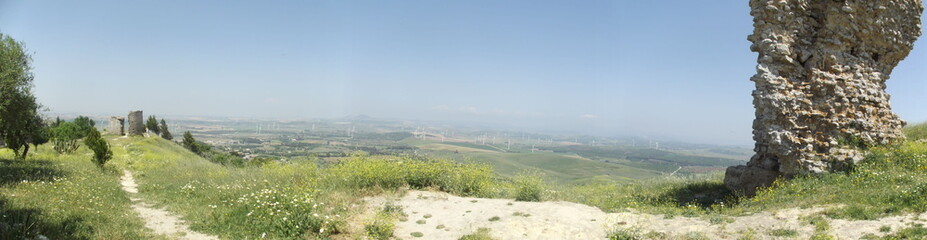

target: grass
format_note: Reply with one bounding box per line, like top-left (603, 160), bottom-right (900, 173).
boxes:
top-left (459, 227), bottom-right (494, 240)
top-left (767, 228), bottom-right (798, 237)
top-left (607, 226), bottom-right (643, 240)
top-left (104, 137), bottom-right (505, 239)
top-left (0, 144), bottom-right (156, 239)
top-left (364, 204), bottom-right (400, 240)
top-left (512, 212), bottom-right (530, 217)
top-left (906, 122), bottom-right (927, 140)
top-left (880, 225), bottom-right (891, 232)
top-left (882, 225), bottom-right (927, 239)
top-left (109, 137), bottom-right (345, 239)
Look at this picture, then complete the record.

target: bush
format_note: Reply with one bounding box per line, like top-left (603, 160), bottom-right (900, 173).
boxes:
top-left (607, 227), bottom-right (642, 240)
top-left (365, 205), bottom-right (400, 240)
top-left (225, 186), bottom-right (338, 238)
top-left (50, 122), bottom-right (82, 154)
top-left (512, 170), bottom-right (544, 202)
top-left (459, 228), bottom-right (495, 240)
top-left (83, 128), bottom-right (112, 168)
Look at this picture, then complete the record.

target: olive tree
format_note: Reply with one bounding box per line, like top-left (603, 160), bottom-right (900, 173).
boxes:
top-left (0, 33), bottom-right (44, 159)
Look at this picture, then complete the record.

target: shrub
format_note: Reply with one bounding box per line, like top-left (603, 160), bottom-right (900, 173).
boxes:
top-left (83, 128), bottom-right (112, 168)
top-left (50, 122), bottom-right (82, 154)
top-left (225, 186), bottom-right (339, 238)
top-left (365, 203), bottom-right (402, 240)
top-left (459, 228), bottom-right (494, 240)
top-left (512, 170), bottom-right (544, 202)
top-left (607, 227), bottom-right (643, 240)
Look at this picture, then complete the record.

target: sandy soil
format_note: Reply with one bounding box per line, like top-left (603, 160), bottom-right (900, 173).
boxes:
top-left (120, 170), bottom-right (218, 240)
top-left (367, 190), bottom-right (927, 240)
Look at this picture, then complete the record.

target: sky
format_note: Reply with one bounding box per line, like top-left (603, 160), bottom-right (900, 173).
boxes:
top-left (1, 1), bottom-right (925, 145)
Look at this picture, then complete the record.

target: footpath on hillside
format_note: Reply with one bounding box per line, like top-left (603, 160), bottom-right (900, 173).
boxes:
top-left (119, 170), bottom-right (218, 240)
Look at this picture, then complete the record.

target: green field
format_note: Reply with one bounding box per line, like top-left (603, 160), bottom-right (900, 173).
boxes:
top-left (442, 152), bottom-right (664, 184)
top-left (403, 139), bottom-right (741, 184)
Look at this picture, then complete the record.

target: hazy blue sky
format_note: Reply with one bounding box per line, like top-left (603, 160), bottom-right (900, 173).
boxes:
top-left (1, 1), bottom-right (925, 145)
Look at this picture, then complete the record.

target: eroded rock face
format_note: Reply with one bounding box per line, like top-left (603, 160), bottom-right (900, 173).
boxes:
top-left (726, 0), bottom-right (923, 196)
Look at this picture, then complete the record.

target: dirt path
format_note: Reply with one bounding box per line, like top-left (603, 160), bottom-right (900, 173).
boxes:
top-left (367, 190), bottom-right (927, 240)
top-left (120, 170), bottom-right (219, 240)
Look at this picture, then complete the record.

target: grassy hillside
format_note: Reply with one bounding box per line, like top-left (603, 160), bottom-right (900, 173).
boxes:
top-left (0, 144), bottom-right (157, 239)
top-left (106, 137), bottom-right (506, 239)
top-left (3, 123), bottom-right (927, 239)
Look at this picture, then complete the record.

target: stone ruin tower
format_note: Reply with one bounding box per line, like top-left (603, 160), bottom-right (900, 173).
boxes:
top-left (127, 110), bottom-right (145, 136)
top-left (726, 0), bottom-right (923, 196)
top-left (107, 116), bottom-right (125, 136)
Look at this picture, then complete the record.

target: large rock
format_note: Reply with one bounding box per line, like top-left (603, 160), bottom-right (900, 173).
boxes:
top-left (727, 0), bottom-right (923, 195)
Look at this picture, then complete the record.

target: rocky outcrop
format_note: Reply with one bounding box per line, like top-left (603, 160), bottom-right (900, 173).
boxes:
top-left (726, 0), bottom-right (923, 196)
top-left (127, 111), bottom-right (144, 136)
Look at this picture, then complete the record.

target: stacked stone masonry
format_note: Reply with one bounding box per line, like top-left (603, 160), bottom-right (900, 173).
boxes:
top-left (725, 0), bottom-right (923, 196)
top-left (108, 116), bottom-right (125, 136)
top-left (127, 111), bottom-right (144, 136)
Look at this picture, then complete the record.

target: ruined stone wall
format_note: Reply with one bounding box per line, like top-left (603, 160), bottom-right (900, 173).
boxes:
top-left (127, 111), bottom-right (144, 136)
top-left (107, 116), bottom-right (125, 136)
top-left (726, 0), bottom-right (923, 195)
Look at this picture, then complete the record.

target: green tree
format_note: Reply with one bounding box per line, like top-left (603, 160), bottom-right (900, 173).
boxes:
top-left (84, 128), bottom-right (112, 168)
top-left (0, 33), bottom-right (44, 159)
top-left (51, 121), bottom-right (83, 154)
top-left (182, 131), bottom-right (197, 153)
top-left (51, 116), bottom-right (62, 127)
top-left (73, 115), bottom-right (95, 137)
top-left (30, 115), bottom-right (50, 147)
top-left (146, 115), bottom-right (160, 135)
top-left (159, 119), bottom-right (173, 140)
